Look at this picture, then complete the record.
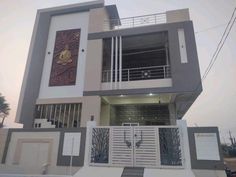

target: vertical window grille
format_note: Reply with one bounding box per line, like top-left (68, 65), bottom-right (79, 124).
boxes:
top-left (34, 103), bottom-right (82, 128)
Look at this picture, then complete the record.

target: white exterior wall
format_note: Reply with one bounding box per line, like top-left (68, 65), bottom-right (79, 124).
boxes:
top-left (38, 12), bottom-right (89, 99)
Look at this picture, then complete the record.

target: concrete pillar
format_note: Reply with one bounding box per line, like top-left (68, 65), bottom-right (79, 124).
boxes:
top-left (168, 103), bottom-right (177, 125)
top-left (84, 39), bottom-right (103, 92)
top-left (81, 96), bottom-right (101, 127)
top-left (177, 120), bottom-right (193, 170)
top-left (100, 103), bottom-right (110, 126)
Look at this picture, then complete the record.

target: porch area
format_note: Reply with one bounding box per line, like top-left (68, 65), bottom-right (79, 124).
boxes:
top-left (100, 94), bottom-right (176, 126)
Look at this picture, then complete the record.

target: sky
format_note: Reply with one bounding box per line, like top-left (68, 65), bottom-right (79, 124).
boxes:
top-left (0, 0), bottom-right (236, 143)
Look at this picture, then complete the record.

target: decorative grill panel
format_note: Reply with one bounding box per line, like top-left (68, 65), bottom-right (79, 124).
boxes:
top-left (90, 128), bottom-right (110, 164)
top-left (159, 128), bottom-right (182, 166)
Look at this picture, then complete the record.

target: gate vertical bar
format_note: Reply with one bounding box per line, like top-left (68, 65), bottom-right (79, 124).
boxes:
top-left (156, 127), bottom-right (161, 167)
top-left (109, 126), bottom-right (112, 166)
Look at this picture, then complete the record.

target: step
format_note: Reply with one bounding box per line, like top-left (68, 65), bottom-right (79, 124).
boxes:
top-left (121, 167), bottom-right (144, 177)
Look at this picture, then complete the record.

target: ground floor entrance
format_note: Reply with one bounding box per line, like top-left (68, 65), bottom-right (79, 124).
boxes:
top-left (110, 104), bottom-right (170, 126)
top-left (100, 94), bottom-right (176, 126)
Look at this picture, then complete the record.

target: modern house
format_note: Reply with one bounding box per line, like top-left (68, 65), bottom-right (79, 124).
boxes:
top-left (0, 1), bottom-right (226, 177)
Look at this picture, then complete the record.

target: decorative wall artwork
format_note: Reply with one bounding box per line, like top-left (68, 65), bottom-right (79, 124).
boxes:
top-left (49, 29), bottom-right (81, 86)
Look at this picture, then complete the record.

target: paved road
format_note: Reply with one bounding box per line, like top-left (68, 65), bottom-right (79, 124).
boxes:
top-left (225, 158), bottom-right (236, 171)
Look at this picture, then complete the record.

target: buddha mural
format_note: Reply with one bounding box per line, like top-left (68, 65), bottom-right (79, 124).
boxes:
top-left (50, 28), bottom-right (80, 86)
top-left (57, 44), bottom-right (72, 65)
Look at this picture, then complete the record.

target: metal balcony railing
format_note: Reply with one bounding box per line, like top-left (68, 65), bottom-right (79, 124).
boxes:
top-left (102, 65), bottom-right (171, 82)
top-left (104, 12), bottom-right (166, 30)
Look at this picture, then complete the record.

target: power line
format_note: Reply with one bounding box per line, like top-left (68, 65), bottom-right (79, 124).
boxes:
top-left (195, 23), bottom-right (227, 34)
top-left (203, 17), bottom-right (236, 81)
top-left (177, 7), bottom-right (236, 117)
top-left (202, 7), bottom-right (236, 80)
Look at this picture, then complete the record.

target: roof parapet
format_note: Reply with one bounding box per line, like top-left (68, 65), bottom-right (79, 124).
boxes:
top-left (166, 8), bottom-right (190, 23)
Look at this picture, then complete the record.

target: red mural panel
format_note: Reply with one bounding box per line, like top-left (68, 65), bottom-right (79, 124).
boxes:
top-left (49, 29), bottom-right (81, 86)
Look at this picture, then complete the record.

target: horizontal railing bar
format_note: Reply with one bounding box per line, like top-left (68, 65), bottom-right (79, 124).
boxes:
top-left (122, 48), bottom-right (166, 56)
top-left (105, 12), bottom-right (166, 22)
top-left (103, 65), bottom-right (170, 72)
top-left (102, 65), bottom-right (171, 82)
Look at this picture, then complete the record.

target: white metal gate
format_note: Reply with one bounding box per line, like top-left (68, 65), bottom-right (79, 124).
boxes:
top-left (89, 126), bottom-right (184, 168)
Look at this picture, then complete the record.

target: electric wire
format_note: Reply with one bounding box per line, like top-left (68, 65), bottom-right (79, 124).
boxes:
top-left (202, 7), bottom-right (236, 80)
top-left (195, 23), bottom-right (227, 34)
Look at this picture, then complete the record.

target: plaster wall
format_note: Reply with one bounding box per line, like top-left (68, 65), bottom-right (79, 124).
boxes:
top-left (88, 7), bottom-right (110, 33)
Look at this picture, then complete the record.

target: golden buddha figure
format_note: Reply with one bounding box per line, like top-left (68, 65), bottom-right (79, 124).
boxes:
top-left (57, 44), bottom-right (72, 65)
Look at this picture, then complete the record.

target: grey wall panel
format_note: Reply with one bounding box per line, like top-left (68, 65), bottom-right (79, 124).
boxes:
top-left (57, 128), bottom-right (86, 166)
top-left (18, 12), bottom-right (51, 128)
top-left (188, 127), bottom-right (224, 170)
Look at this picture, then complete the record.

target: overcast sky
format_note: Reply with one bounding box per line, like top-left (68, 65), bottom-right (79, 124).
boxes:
top-left (0, 0), bottom-right (236, 143)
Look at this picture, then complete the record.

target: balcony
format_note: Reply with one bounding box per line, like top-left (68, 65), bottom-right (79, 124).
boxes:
top-left (101, 32), bottom-right (171, 89)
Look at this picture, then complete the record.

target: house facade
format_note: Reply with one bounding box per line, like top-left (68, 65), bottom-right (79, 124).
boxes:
top-left (0, 1), bottom-right (226, 177)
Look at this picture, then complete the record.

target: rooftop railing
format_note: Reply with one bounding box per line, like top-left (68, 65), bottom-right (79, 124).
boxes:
top-left (104, 12), bottom-right (167, 30)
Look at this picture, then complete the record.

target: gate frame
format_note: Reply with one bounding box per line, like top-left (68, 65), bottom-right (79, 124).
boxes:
top-left (88, 125), bottom-right (185, 169)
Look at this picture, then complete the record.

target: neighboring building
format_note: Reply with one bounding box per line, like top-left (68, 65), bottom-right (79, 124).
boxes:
top-left (0, 1), bottom-right (226, 177)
